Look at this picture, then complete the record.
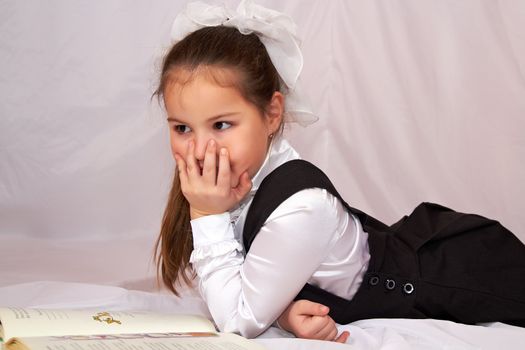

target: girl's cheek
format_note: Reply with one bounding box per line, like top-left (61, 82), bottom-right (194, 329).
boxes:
top-left (170, 142), bottom-right (180, 158)
top-left (170, 141), bottom-right (186, 161)
top-left (168, 133), bottom-right (177, 156)
top-left (171, 151), bottom-right (180, 162)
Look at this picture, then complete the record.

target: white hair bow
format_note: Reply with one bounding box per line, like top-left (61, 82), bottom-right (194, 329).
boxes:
top-left (170, 0), bottom-right (318, 126)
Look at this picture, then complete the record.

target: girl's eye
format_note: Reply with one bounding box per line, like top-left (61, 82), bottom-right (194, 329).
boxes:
top-left (174, 125), bottom-right (191, 134)
top-left (213, 121), bottom-right (232, 130)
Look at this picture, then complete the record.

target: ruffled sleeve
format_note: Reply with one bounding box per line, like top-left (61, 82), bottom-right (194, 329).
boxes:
top-left (190, 213), bottom-right (242, 259)
top-left (189, 213), bottom-right (244, 277)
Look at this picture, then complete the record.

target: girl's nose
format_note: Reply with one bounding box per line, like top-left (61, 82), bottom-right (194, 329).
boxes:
top-left (193, 135), bottom-right (211, 161)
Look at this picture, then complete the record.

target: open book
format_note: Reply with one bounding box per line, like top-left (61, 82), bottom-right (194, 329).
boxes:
top-left (0, 307), bottom-right (265, 350)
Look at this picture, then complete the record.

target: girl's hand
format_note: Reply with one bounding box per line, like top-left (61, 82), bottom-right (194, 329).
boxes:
top-left (277, 300), bottom-right (350, 343)
top-left (175, 139), bottom-right (252, 219)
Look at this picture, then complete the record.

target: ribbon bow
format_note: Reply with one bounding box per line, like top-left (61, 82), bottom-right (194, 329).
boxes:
top-left (170, 0), bottom-right (318, 126)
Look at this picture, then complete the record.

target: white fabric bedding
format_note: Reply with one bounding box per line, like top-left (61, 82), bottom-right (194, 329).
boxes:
top-left (1, 281), bottom-right (524, 350)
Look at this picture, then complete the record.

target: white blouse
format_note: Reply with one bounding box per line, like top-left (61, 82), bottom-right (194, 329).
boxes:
top-left (189, 137), bottom-right (370, 338)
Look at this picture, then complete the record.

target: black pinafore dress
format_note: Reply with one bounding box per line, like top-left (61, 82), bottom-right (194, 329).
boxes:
top-left (242, 160), bottom-right (525, 327)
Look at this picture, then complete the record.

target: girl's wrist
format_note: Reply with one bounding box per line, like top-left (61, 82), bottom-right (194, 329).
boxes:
top-left (190, 208), bottom-right (208, 220)
top-left (190, 207), bottom-right (224, 220)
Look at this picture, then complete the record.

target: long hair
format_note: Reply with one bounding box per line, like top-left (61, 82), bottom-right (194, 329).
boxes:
top-left (153, 26), bottom-right (282, 295)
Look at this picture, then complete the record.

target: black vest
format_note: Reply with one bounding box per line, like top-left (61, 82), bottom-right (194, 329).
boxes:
top-left (243, 160), bottom-right (525, 327)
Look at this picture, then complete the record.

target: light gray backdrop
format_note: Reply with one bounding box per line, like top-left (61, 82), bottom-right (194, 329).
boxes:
top-left (1, 0), bottom-right (524, 289)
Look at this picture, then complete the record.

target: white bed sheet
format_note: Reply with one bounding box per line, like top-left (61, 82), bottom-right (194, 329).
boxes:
top-left (1, 281), bottom-right (523, 350)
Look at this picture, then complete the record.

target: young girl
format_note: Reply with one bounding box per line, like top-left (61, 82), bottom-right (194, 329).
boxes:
top-left (154, 0), bottom-right (525, 341)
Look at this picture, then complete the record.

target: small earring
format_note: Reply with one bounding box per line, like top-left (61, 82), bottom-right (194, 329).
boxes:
top-left (269, 133), bottom-right (274, 139)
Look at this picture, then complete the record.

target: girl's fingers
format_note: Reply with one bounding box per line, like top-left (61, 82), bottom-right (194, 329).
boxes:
top-left (185, 140), bottom-right (200, 177)
top-left (174, 154), bottom-right (189, 186)
top-left (334, 330), bottom-right (350, 343)
top-left (325, 327), bottom-right (338, 341)
top-left (202, 139), bottom-right (217, 184)
top-left (295, 300), bottom-right (330, 317)
top-left (234, 171), bottom-right (252, 200)
top-left (216, 148), bottom-right (231, 189)
top-left (312, 317), bottom-right (336, 341)
top-left (323, 322), bottom-right (338, 341)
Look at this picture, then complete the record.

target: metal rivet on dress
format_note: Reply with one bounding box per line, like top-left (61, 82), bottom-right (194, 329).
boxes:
top-left (403, 283), bottom-right (415, 295)
top-left (385, 279), bottom-right (396, 290)
top-left (369, 275), bottom-right (380, 286)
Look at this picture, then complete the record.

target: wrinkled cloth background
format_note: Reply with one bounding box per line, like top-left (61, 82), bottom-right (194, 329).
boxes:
top-left (1, 0), bottom-right (524, 291)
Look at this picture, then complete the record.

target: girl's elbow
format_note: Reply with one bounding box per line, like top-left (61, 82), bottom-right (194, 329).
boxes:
top-left (222, 318), bottom-right (270, 339)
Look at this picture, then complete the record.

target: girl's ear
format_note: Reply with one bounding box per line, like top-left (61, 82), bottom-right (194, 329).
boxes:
top-left (266, 91), bottom-right (284, 134)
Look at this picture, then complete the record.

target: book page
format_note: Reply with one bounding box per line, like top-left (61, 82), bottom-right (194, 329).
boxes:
top-left (7, 332), bottom-right (266, 350)
top-left (0, 308), bottom-right (215, 341)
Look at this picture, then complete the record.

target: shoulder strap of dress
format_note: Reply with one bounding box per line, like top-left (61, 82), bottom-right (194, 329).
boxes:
top-left (242, 159), bottom-right (385, 253)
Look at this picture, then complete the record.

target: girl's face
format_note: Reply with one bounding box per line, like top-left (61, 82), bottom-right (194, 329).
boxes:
top-left (164, 69), bottom-right (282, 188)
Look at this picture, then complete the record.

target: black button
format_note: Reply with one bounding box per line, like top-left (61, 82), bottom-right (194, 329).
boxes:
top-left (385, 279), bottom-right (396, 290)
top-left (403, 283), bottom-right (415, 295)
top-left (369, 276), bottom-right (380, 286)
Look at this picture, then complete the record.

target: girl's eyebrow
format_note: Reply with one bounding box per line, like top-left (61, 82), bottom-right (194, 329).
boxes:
top-left (166, 117), bottom-right (182, 123)
top-left (167, 112), bottom-right (240, 123)
top-left (207, 112), bottom-right (240, 121)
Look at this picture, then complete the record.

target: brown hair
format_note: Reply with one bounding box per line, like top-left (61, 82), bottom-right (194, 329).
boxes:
top-left (153, 26), bottom-right (283, 295)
